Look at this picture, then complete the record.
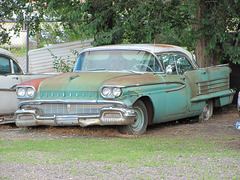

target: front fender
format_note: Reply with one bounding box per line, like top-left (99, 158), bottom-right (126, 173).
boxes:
top-left (119, 84), bottom-right (166, 110)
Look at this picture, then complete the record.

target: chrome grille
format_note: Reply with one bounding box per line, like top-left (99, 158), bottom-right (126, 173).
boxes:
top-left (22, 103), bottom-right (112, 115)
top-left (197, 77), bottom-right (229, 95)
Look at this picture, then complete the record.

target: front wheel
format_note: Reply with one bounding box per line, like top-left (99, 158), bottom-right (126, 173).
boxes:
top-left (199, 100), bottom-right (213, 122)
top-left (118, 100), bottom-right (148, 135)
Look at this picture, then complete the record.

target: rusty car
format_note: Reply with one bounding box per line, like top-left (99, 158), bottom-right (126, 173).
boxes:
top-left (14, 44), bottom-right (235, 135)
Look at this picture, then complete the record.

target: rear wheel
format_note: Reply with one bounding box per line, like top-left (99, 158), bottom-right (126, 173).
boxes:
top-left (118, 100), bottom-right (148, 135)
top-left (199, 100), bottom-right (213, 122)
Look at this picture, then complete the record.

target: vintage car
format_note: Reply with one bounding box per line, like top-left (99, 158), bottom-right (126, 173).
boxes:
top-left (0, 48), bottom-right (54, 121)
top-left (14, 44), bottom-right (235, 135)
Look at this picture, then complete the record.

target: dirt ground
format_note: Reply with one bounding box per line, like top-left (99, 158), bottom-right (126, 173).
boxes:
top-left (1, 104), bottom-right (239, 148)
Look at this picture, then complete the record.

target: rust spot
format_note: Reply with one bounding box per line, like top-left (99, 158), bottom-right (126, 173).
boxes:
top-left (18, 77), bottom-right (49, 91)
top-left (105, 73), bottom-right (161, 85)
top-left (150, 44), bottom-right (175, 48)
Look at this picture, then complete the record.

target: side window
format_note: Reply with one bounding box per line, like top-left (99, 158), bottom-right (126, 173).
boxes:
top-left (0, 57), bottom-right (11, 75)
top-left (175, 54), bottom-right (194, 74)
top-left (13, 61), bottom-right (22, 74)
top-left (144, 56), bottom-right (162, 72)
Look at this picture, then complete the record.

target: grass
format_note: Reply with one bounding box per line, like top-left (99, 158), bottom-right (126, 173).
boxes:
top-left (0, 135), bottom-right (238, 164)
top-left (0, 135), bottom-right (239, 179)
top-left (10, 47), bottom-right (27, 57)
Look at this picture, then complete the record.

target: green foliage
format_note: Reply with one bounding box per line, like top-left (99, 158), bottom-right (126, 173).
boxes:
top-left (1, 0), bottom-right (240, 64)
top-left (36, 23), bottom-right (68, 48)
top-left (185, 0), bottom-right (240, 64)
top-left (0, 0), bottom-right (46, 44)
top-left (49, 49), bottom-right (79, 73)
top-left (68, 0), bottom-right (192, 46)
top-left (44, 0), bottom-right (84, 41)
top-left (10, 46), bottom-right (27, 57)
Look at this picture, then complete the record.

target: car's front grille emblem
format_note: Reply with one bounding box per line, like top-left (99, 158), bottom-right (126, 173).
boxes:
top-left (67, 104), bottom-right (71, 113)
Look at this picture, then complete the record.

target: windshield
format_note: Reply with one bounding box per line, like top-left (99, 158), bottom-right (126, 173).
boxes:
top-left (74, 50), bottom-right (162, 72)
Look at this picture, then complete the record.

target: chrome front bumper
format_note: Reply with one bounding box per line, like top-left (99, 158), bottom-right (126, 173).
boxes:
top-left (15, 100), bottom-right (136, 127)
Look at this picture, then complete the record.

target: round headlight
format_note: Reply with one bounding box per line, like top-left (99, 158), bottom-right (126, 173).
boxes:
top-left (112, 87), bottom-right (122, 97)
top-left (102, 87), bottom-right (111, 97)
top-left (17, 87), bottom-right (26, 97)
top-left (26, 87), bottom-right (35, 97)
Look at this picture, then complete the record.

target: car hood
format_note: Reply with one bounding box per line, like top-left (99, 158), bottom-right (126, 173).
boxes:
top-left (36, 72), bottom-right (162, 99)
top-left (39, 72), bottom-right (129, 91)
top-left (39, 71), bottom-right (162, 90)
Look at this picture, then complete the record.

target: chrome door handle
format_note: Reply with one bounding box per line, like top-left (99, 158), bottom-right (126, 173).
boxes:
top-left (12, 77), bottom-right (19, 80)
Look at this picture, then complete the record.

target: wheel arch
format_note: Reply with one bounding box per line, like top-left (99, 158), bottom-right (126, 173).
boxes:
top-left (136, 96), bottom-right (154, 125)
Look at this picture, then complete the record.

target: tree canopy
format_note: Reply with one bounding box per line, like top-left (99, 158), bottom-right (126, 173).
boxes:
top-left (1, 0), bottom-right (240, 66)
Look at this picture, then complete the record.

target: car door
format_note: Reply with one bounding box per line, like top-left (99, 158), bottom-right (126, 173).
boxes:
top-left (165, 53), bottom-right (208, 118)
top-left (0, 56), bottom-right (22, 115)
top-left (156, 53), bottom-right (190, 121)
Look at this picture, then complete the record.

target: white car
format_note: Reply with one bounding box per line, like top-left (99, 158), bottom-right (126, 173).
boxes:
top-left (0, 48), bottom-right (54, 121)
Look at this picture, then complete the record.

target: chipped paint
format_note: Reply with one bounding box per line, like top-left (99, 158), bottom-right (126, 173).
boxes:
top-left (18, 77), bottom-right (50, 92)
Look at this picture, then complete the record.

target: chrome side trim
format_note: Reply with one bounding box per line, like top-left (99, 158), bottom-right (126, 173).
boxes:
top-left (0, 88), bottom-right (16, 92)
top-left (196, 77), bottom-right (229, 84)
top-left (165, 84), bottom-right (186, 92)
top-left (197, 88), bottom-right (230, 95)
top-left (197, 77), bottom-right (229, 95)
top-left (99, 81), bottom-right (186, 96)
top-left (99, 81), bottom-right (186, 92)
top-left (123, 81), bottom-right (185, 88)
top-left (124, 81), bottom-right (186, 92)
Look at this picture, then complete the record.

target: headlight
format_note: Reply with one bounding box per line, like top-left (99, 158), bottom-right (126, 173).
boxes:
top-left (112, 87), bottom-right (122, 97)
top-left (26, 87), bottom-right (35, 97)
top-left (16, 86), bottom-right (36, 99)
top-left (102, 87), bottom-right (111, 97)
top-left (101, 86), bottom-right (122, 99)
top-left (17, 87), bottom-right (26, 97)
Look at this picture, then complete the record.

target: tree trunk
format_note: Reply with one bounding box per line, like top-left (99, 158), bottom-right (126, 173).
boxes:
top-left (193, 0), bottom-right (218, 68)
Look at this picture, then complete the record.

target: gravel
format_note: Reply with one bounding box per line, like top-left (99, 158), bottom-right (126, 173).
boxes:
top-left (0, 105), bottom-right (240, 180)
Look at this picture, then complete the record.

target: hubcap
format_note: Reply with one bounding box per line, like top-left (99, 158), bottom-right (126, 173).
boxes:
top-left (132, 107), bottom-right (144, 132)
top-left (203, 101), bottom-right (212, 120)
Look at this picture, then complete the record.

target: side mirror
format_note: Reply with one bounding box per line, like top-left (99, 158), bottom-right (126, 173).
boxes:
top-left (166, 65), bottom-right (173, 75)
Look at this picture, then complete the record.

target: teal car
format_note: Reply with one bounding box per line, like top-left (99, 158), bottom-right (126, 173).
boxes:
top-left (14, 44), bottom-right (235, 135)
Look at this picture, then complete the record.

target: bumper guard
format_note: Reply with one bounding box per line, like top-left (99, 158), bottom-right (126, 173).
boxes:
top-left (15, 106), bottom-right (136, 127)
